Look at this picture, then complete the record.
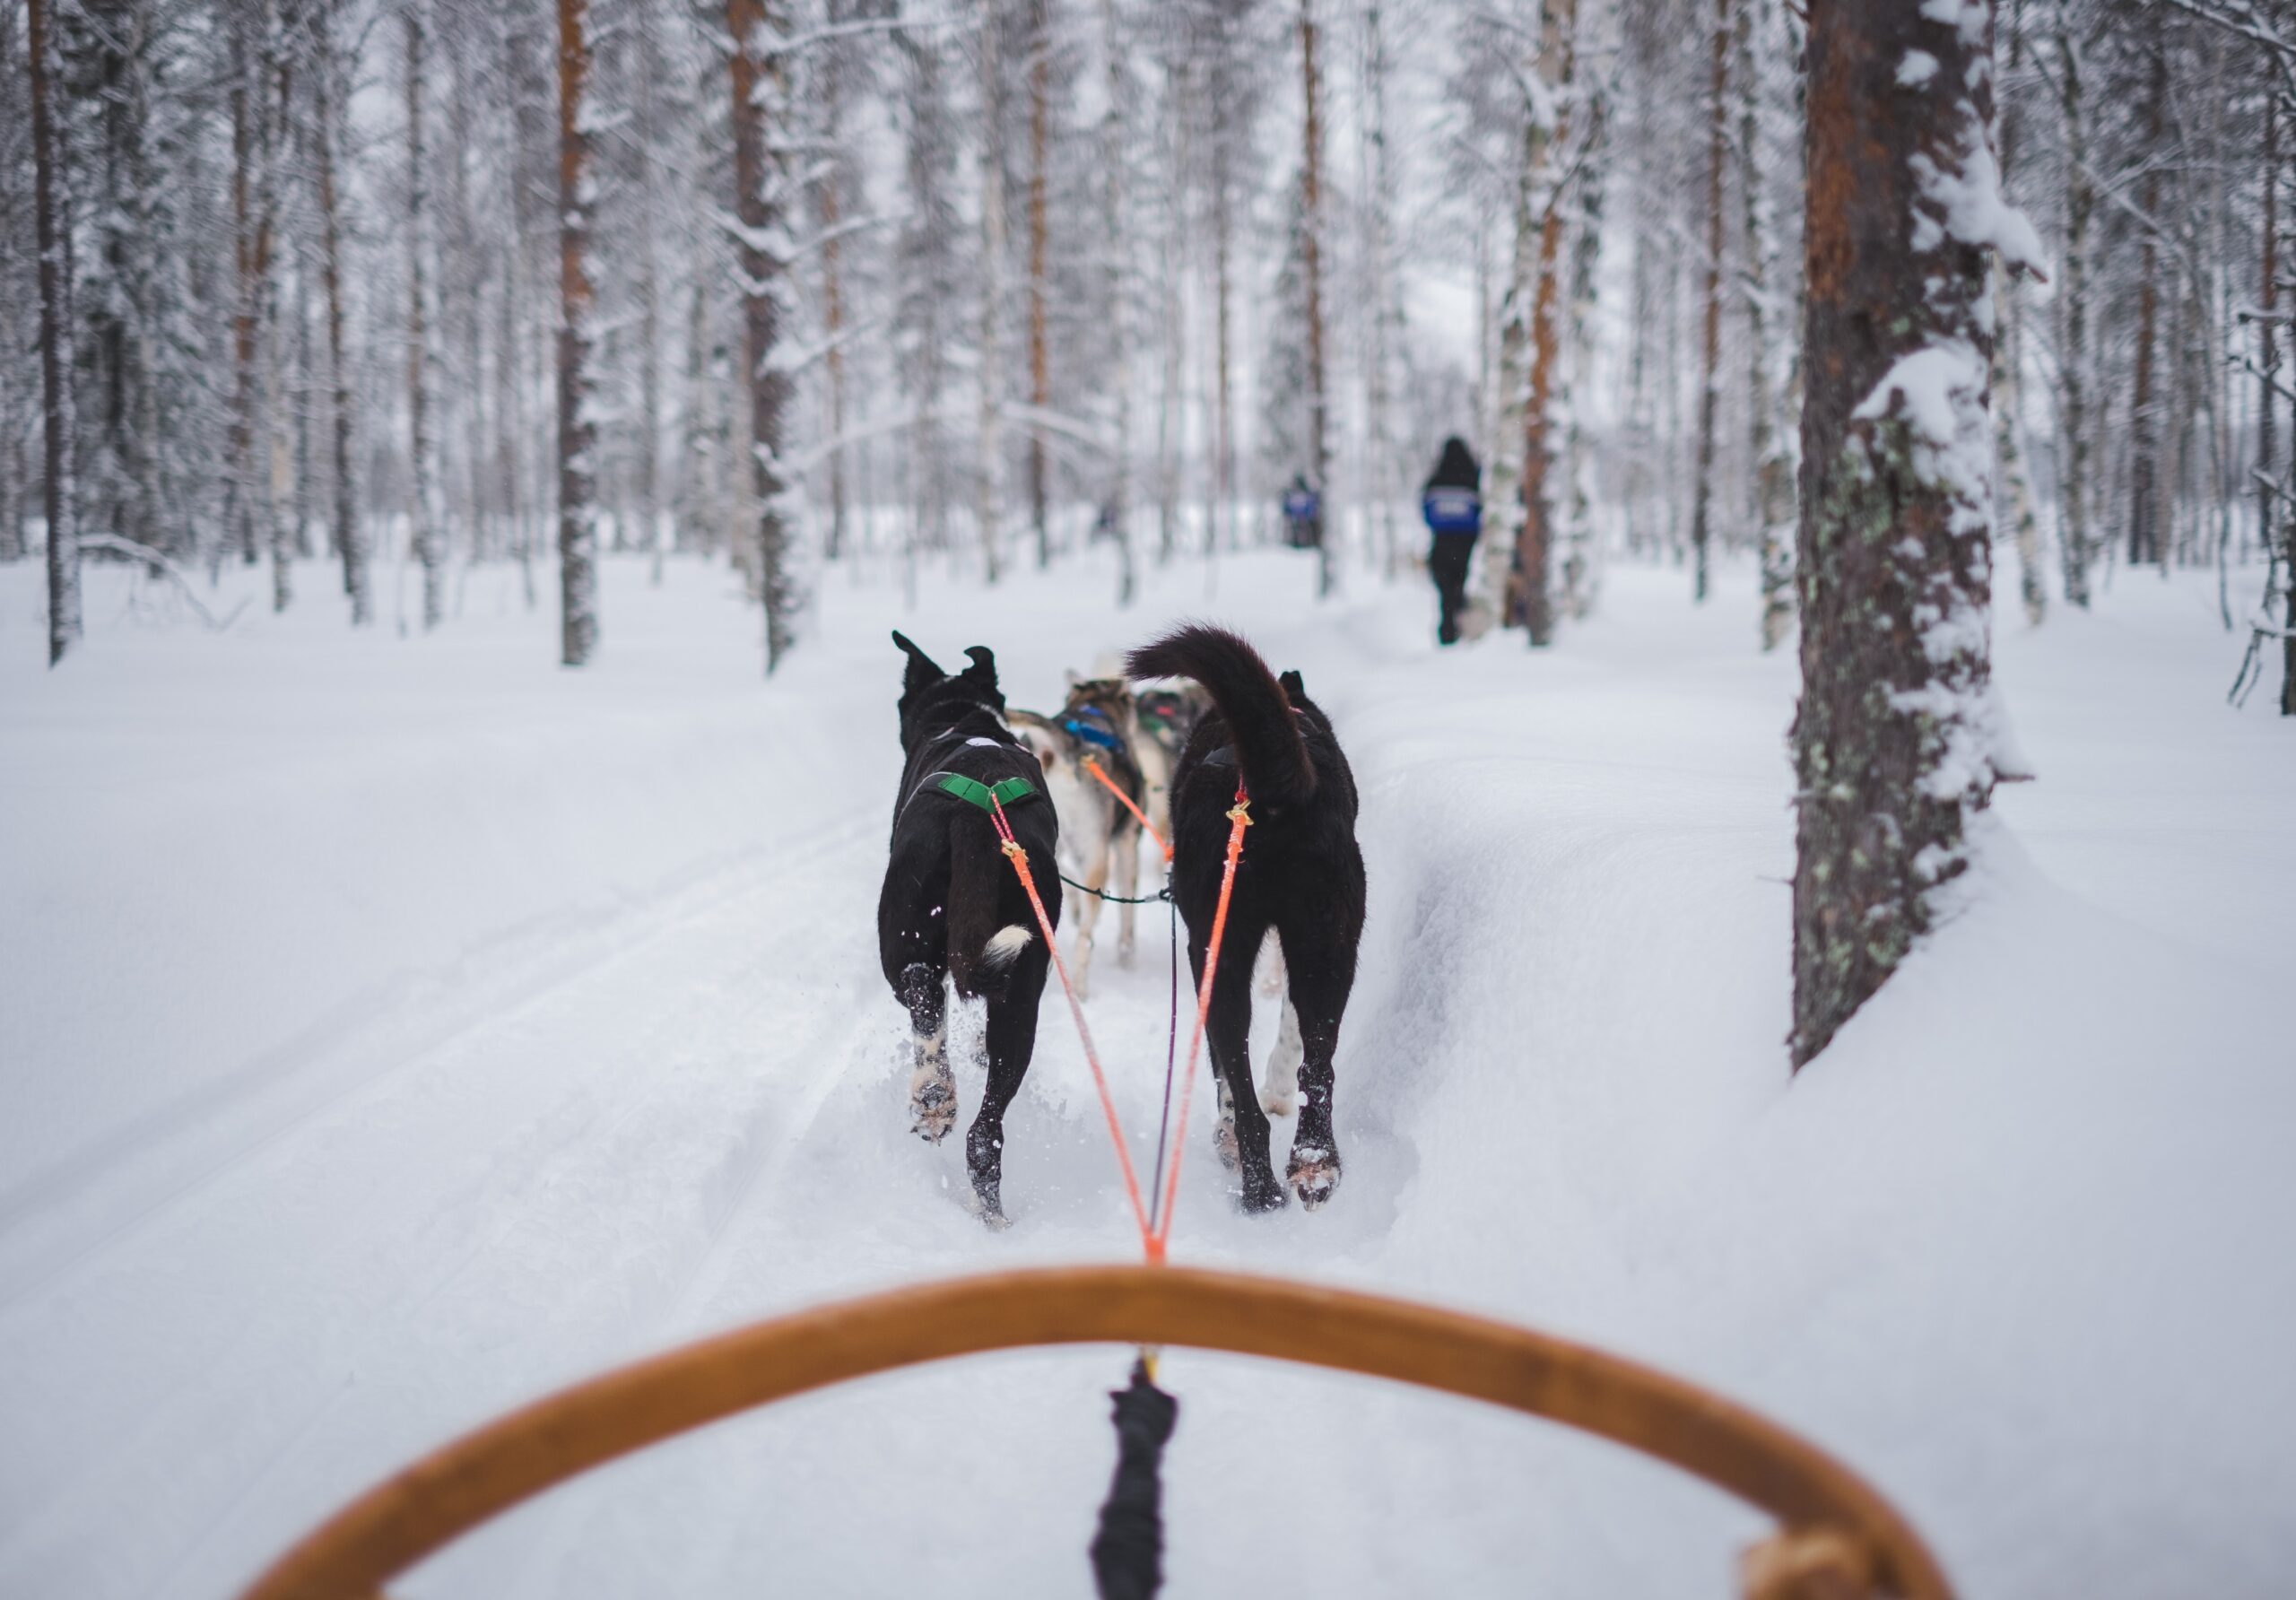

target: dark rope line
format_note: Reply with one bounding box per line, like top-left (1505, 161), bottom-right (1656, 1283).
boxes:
top-left (1056, 871), bottom-right (1170, 905)
top-left (1147, 893), bottom-right (1180, 1237)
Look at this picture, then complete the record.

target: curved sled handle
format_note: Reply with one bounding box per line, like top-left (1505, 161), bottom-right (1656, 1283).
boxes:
top-left (239, 1265), bottom-right (1952, 1600)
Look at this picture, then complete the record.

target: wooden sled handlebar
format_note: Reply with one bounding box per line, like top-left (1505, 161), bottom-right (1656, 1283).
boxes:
top-left (238, 1265), bottom-right (1952, 1600)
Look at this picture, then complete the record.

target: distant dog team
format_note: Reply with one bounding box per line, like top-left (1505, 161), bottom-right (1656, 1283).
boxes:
top-left (876, 625), bottom-right (1363, 1222)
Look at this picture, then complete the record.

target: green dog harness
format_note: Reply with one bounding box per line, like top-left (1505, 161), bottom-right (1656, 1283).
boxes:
top-left (930, 771), bottom-right (1040, 813)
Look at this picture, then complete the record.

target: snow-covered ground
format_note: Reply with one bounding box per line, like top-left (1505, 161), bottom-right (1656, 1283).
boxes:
top-left (2, 549), bottom-right (2291, 1598)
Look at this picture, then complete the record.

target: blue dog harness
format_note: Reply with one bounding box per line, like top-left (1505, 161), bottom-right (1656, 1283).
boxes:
top-left (1063, 707), bottom-right (1126, 752)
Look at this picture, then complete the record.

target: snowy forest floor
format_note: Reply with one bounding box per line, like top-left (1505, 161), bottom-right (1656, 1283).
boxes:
top-left (2, 548), bottom-right (2292, 1599)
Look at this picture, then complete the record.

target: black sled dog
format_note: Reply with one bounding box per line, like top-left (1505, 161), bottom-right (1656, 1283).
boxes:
top-left (879, 631), bottom-right (1061, 1223)
top-left (1126, 625), bottom-right (1365, 1212)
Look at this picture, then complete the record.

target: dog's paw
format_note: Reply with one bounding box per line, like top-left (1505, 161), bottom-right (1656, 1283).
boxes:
top-left (1287, 1143), bottom-right (1342, 1210)
top-left (1239, 1169), bottom-right (1290, 1213)
top-left (909, 1059), bottom-right (957, 1143)
top-left (960, 1181), bottom-right (1013, 1230)
top-left (1117, 938), bottom-right (1136, 970)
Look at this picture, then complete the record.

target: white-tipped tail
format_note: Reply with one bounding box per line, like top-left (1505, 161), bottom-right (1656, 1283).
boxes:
top-left (981, 925), bottom-right (1034, 970)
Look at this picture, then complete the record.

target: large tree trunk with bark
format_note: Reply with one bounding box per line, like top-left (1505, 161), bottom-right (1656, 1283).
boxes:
top-left (1300, 0), bottom-right (1334, 596)
top-left (29, 0), bottom-right (81, 665)
top-left (727, 0), bottom-right (796, 667)
top-left (1791, 0), bottom-right (2019, 1065)
top-left (2266, 90), bottom-right (2292, 715)
top-left (226, 8), bottom-right (274, 570)
top-left (557, 0), bottom-right (597, 664)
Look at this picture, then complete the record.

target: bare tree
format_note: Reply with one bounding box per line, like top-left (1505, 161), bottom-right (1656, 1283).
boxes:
top-left (559, 0), bottom-right (598, 664)
top-left (727, 0), bottom-right (797, 666)
top-left (1509, 0), bottom-right (1577, 644)
top-left (1688, 0), bottom-right (1730, 605)
top-left (1025, 0), bottom-right (1052, 567)
top-left (314, 1), bottom-right (366, 623)
top-left (978, 0), bottom-right (1009, 581)
top-left (407, 0), bottom-right (444, 630)
top-left (1300, 0), bottom-right (1333, 596)
top-left (28, 0), bottom-right (80, 664)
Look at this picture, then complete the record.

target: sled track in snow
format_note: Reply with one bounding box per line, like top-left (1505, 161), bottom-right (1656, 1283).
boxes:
top-left (0, 816), bottom-right (876, 1310)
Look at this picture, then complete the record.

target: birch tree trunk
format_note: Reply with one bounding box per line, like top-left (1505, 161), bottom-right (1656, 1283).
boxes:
top-left (1992, 0), bottom-right (2041, 625)
top-left (1791, 0), bottom-right (2019, 1065)
top-left (1155, 58), bottom-right (1188, 566)
top-left (978, 0), bottom-right (1008, 582)
top-left (28, 0), bottom-right (81, 664)
top-left (1300, 0), bottom-right (1333, 596)
top-left (1687, 0), bottom-right (1730, 606)
top-left (557, 0), bottom-right (598, 664)
top-left (1739, 0), bottom-right (1796, 648)
top-left (2268, 90), bottom-right (2292, 714)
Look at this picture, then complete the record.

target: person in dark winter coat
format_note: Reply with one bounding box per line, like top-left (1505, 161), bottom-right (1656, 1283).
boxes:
top-left (1422, 437), bottom-right (1483, 645)
top-left (1281, 473), bottom-right (1323, 551)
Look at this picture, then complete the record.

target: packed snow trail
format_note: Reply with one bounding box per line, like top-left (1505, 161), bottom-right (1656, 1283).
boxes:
top-left (2, 553), bottom-right (2292, 1598)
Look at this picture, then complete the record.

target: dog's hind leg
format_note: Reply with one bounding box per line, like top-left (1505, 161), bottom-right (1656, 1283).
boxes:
top-left (1069, 835), bottom-right (1108, 999)
top-left (1263, 993), bottom-right (1303, 1118)
top-left (1113, 825), bottom-right (1141, 969)
top-left (1196, 910), bottom-right (1282, 1212)
top-left (1274, 906), bottom-right (1361, 1210)
top-left (899, 961), bottom-right (956, 1143)
top-left (968, 952), bottom-right (1047, 1226)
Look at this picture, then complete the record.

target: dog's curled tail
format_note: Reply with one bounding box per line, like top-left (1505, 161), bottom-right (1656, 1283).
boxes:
top-left (1126, 625), bottom-right (1315, 806)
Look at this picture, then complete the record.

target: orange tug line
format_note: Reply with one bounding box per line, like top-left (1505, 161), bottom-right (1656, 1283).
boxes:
top-left (1082, 753), bottom-right (1172, 862)
top-left (987, 784), bottom-right (1251, 1267)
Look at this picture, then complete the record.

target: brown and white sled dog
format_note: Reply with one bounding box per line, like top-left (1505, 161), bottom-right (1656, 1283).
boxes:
top-left (878, 631), bottom-right (1059, 1224)
top-left (1126, 625), bottom-right (1365, 1212)
top-left (1129, 682), bottom-right (1210, 842)
top-left (1010, 675), bottom-right (1148, 998)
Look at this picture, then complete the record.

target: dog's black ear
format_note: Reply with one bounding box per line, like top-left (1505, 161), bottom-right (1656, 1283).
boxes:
top-left (961, 645), bottom-right (998, 686)
top-left (1279, 669), bottom-right (1307, 701)
top-left (892, 630), bottom-right (945, 695)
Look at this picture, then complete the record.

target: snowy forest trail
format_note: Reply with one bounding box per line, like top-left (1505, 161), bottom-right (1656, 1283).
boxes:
top-left (4, 553), bottom-right (2294, 1599)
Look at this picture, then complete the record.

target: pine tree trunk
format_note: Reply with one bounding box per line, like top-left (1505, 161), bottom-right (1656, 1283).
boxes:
top-left (407, 2), bottom-right (443, 631)
top-left (227, 11), bottom-right (271, 568)
top-left (1791, 0), bottom-right (2006, 1066)
top-left (28, 0), bottom-right (81, 664)
top-left (315, 9), bottom-right (367, 624)
top-left (633, 0), bottom-right (664, 578)
top-left (1026, 0), bottom-right (1051, 568)
top-left (265, 20), bottom-right (294, 613)
top-left (727, 0), bottom-right (796, 667)
top-left (1687, 0), bottom-right (1729, 606)
top-left (1300, 0), bottom-right (1333, 596)
top-left (978, 0), bottom-right (1008, 582)
top-left (813, 0), bottom-right (847, 565)
top-left (557, 0), bottom-right (597, 664)
top-left (1155, 60), bottom-right (1188, 566)
top-left (1510, 0), bottom-right (1575, 645)
top-left (2127, 44), bottom-right (2164, 570)
top-left (2266, 91), bottom-right (2292, 714)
